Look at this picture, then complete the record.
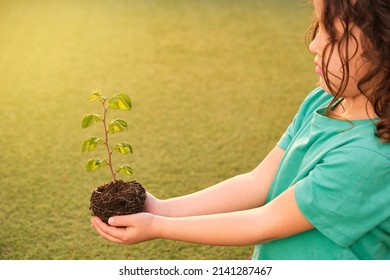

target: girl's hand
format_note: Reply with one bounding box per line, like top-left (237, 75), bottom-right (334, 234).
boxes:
top-left (91, 213), bottom-right (161, 245)
top-left (144, 191), bottom-right (163, 215)
top-left (90, 191), bottom-right (168, 244)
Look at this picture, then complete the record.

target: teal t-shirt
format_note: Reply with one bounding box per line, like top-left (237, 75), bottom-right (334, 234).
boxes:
top-left (252, 87), bottom-right (390, 260)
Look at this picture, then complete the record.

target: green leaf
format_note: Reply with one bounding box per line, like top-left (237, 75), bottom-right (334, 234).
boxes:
top-left (112, 143), bottom-right (133, 155)
top-left (81, 114), bottom-right (103, 128)
top-left (81, 137), bottom-right (104, 152)
top-left (81, 114), bottom-right (95, 128)
top-left (85, 158), bottom-right (108, 171)
top-left (88, 91), bottom-right (107, 103)
top-left (116, 165), bottom-right (133, 176)
top-left (108, 93), bottom-right (132, 111)
top-left (107, 118), bottom-right (128, 133)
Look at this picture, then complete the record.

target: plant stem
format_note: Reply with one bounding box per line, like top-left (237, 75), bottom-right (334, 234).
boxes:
top-left (102, 101), bottom-right (116, 183)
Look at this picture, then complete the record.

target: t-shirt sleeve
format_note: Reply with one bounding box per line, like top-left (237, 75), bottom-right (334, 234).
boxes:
top-left (294, 146), bottom-right (390, 247)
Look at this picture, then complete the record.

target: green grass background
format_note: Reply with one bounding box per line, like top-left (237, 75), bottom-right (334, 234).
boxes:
top-left (0, 0), bottom-right (317, 259)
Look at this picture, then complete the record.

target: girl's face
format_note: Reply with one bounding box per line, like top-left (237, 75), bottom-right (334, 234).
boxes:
top-left (309, 0), bottom-right (367, 99)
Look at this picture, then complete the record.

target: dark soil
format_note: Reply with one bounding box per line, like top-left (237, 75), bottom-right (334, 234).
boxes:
top-left (89, 180), bottom-right (146, 224)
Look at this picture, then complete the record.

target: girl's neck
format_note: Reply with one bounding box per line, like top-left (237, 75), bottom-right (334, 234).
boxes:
top-left (332, 95), bottom-right (378, 120)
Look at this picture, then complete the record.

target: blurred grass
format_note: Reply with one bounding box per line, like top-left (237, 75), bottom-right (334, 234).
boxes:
top-left (0, 0), bottom-right (316, 259)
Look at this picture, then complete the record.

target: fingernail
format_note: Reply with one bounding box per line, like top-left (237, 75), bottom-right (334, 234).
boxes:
top-left (108, 217), bottom-right (115, 225)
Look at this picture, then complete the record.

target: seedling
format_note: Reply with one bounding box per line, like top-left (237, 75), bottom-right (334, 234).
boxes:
top-left (82, 91), bottom-right (146, 224)
top-left (82, 91), bottom-right (134, 180)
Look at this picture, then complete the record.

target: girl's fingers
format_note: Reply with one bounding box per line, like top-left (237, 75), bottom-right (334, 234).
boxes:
top-left (107, 215), bottom-right (134, 227)
top-left (91, 217), bottom-right (126, 244)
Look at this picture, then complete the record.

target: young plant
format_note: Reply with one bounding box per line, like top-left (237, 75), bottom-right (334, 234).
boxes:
top-left (81, 91), bottom-right (133, 182)
top-left (81, 90), bottom-right (146, 224)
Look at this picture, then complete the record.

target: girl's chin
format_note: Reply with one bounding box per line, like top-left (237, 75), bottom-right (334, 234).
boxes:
top-left (318, 78), bottom-right (330, 93)
top-left (318, 78), bottom-right (339, 97)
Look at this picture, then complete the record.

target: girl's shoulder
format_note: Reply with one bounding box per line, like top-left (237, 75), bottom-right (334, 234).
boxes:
top-left (289, 87), bottom-right (332, 127)
top-left (299, 87), bottom-right (332, 114)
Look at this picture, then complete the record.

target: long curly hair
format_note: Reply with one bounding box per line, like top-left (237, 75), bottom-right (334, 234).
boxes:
top-left (307, 0), bottom-right (390, 142)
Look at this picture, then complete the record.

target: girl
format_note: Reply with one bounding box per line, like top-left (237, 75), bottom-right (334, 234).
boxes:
top-left (91, 0), bottom-right (390, 259)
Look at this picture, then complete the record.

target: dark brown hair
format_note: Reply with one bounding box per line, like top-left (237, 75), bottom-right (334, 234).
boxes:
top-left (307, 0), bottom-right (390, 142)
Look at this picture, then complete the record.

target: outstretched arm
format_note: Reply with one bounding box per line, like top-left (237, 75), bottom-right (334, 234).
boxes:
top-left (148, 146), bottom-right (285, 217)
top-left (91, 186), bottom-right (313, 246)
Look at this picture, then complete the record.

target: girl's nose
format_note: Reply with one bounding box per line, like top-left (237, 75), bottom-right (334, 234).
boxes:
top-left (309, 34), bottom-right (321, 55)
